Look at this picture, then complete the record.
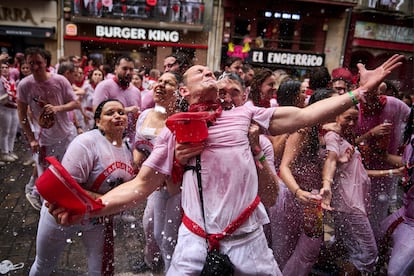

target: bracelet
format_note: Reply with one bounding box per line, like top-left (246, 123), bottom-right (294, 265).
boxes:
top-left (294, 187), bottom-right (300, 197)
top-left (388, 169), bottom-right (393, 177)
top-left (347, 91), bottom-right (359, 105)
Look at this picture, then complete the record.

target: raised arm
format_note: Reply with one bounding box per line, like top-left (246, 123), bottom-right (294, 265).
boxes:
top-left (269, 54), bottom-right (405, 136)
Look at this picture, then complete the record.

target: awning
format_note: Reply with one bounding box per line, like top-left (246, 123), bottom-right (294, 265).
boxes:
top-left (0, 26), bottom-right (55, 38)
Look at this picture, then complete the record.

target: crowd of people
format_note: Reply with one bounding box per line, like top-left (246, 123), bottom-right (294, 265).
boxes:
top-left (0, 47), bottom-right (413, 275)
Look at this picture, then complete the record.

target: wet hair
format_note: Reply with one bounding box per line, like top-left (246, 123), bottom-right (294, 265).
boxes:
top-left (276, 80), bottom-right (302, 106)
top-left (24, 47), bottom-right (50, 66)
top-left (249, 68), bottom-right (274, 106)
top-left (307, 88), bottom-right (337, 156)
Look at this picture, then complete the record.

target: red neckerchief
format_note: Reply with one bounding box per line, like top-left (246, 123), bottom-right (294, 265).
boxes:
top-left (188, 100), bottom-right (223, 127)
top-left (113, 76), bottom-right (129, 90)
top-left (258, 99), bottom-right (270, 108)
top-left (360, 95), bottom-right (387, 117)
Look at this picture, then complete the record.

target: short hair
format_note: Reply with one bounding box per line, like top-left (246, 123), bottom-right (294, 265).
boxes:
top-left (57, 61), bottom-right (75, 75)
top-left (24, 47), bottom-right (51, 67)
top-left (115, 55), bottom-right (134, 66)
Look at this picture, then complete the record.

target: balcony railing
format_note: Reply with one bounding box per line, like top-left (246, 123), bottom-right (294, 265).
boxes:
top-left (71, 0), bottom-right (205, 25)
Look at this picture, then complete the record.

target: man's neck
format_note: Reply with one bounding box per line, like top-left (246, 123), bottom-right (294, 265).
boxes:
top-left (33, 71), bottom-right (50, 82)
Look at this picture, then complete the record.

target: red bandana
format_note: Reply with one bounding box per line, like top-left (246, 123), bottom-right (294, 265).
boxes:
top-left (187, 101), bottom-right (223, 126)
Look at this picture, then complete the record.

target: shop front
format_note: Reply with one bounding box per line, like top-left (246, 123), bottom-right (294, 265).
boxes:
top-left (221, 0), bottom-right (357, 78)
top-left (64, 22), bottom-right (208, 70)
top-left (0, 1), bottom-right (57, 61)
top-left (63, 0), bottom-right (212, 71)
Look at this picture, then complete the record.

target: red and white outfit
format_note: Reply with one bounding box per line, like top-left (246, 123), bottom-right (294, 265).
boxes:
top-left (324, 131), bottom-right (377, 272)
top-left (17, 74), bottom-right (78, 174)
top-left (29, 129), bottom-right (135, 276)
top-left (144, 105), bottom-right (282, 275)
top-left (379, 134), bottom-right (414, 275)
top-left (134, 108), bottom-right (181, 271)
top-left (0, 75), bottom-right (18, 157)
top-left (356, 96), bottom-right (410, 238)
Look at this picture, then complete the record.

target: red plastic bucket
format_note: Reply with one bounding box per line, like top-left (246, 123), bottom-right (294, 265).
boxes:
top-left (166, 112), bottom-right (209, 143)
top-left (35, 157), bottom-right (104, 215)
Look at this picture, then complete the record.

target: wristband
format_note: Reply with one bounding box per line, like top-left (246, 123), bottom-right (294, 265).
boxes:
top-left (388, 169), bottom-right (393, 177)
top-left (258, 155), bottom-right (266, 163)
top-left (347, 91), bottom-right (359, 105)
top-left (254, 150), bottom-right (265, 160)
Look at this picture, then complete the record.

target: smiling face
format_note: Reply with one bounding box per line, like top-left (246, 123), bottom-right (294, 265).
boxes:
top-left (152, 72), bottom-right (178, 109)
top-left (95, 100), bottom-right (128, 139)
top-left (337, 107), bottom-right (359, 138)
top-left (180, 65), bottom-right (218, 105)
top-left (260, 74), bottom-right (276, 102)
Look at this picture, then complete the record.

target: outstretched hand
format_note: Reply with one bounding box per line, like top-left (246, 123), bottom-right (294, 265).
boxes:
top-left (46, 202), bottom-right (84, 226)
top-left (358, 54), bottom-right (405, 93)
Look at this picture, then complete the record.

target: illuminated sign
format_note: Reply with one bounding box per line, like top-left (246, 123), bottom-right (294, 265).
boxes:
top-left (250, 50), bottom-right (324, 67)
top-left (96, 25), bottom-right (179, 42)
top-left (65, 24), bottom-right (77, 36)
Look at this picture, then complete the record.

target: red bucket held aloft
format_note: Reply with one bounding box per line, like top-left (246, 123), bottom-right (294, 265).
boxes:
top-left (166, 112), bottom-right (210, 143)
top-left (35, 157), bottom-right (104, 215)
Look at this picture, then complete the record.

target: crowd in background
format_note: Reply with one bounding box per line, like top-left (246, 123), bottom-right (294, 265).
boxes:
top-left (0, 48), bottom-right (413, 275)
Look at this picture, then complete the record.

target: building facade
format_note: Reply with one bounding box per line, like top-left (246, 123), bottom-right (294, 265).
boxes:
top-left (219, 0), bottom-right (358, 78)
top-left (63, 0), bottom-right (212, 71)
top-left (0, 0), bottom-right (58, 63)
top-left (346, 0), bottom-right (413, 94)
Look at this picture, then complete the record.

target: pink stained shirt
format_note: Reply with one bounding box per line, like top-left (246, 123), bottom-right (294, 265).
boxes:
top-left (357, 96), bottom-right (410, 160)
top-left (325, 131), bottom-right (371, 216)
top-left (144, 105), bottom-right (276, 235)
top-left (16, 73), bottom-right (77, 146)
top-left (92, 78), bottom-right (141, 109)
